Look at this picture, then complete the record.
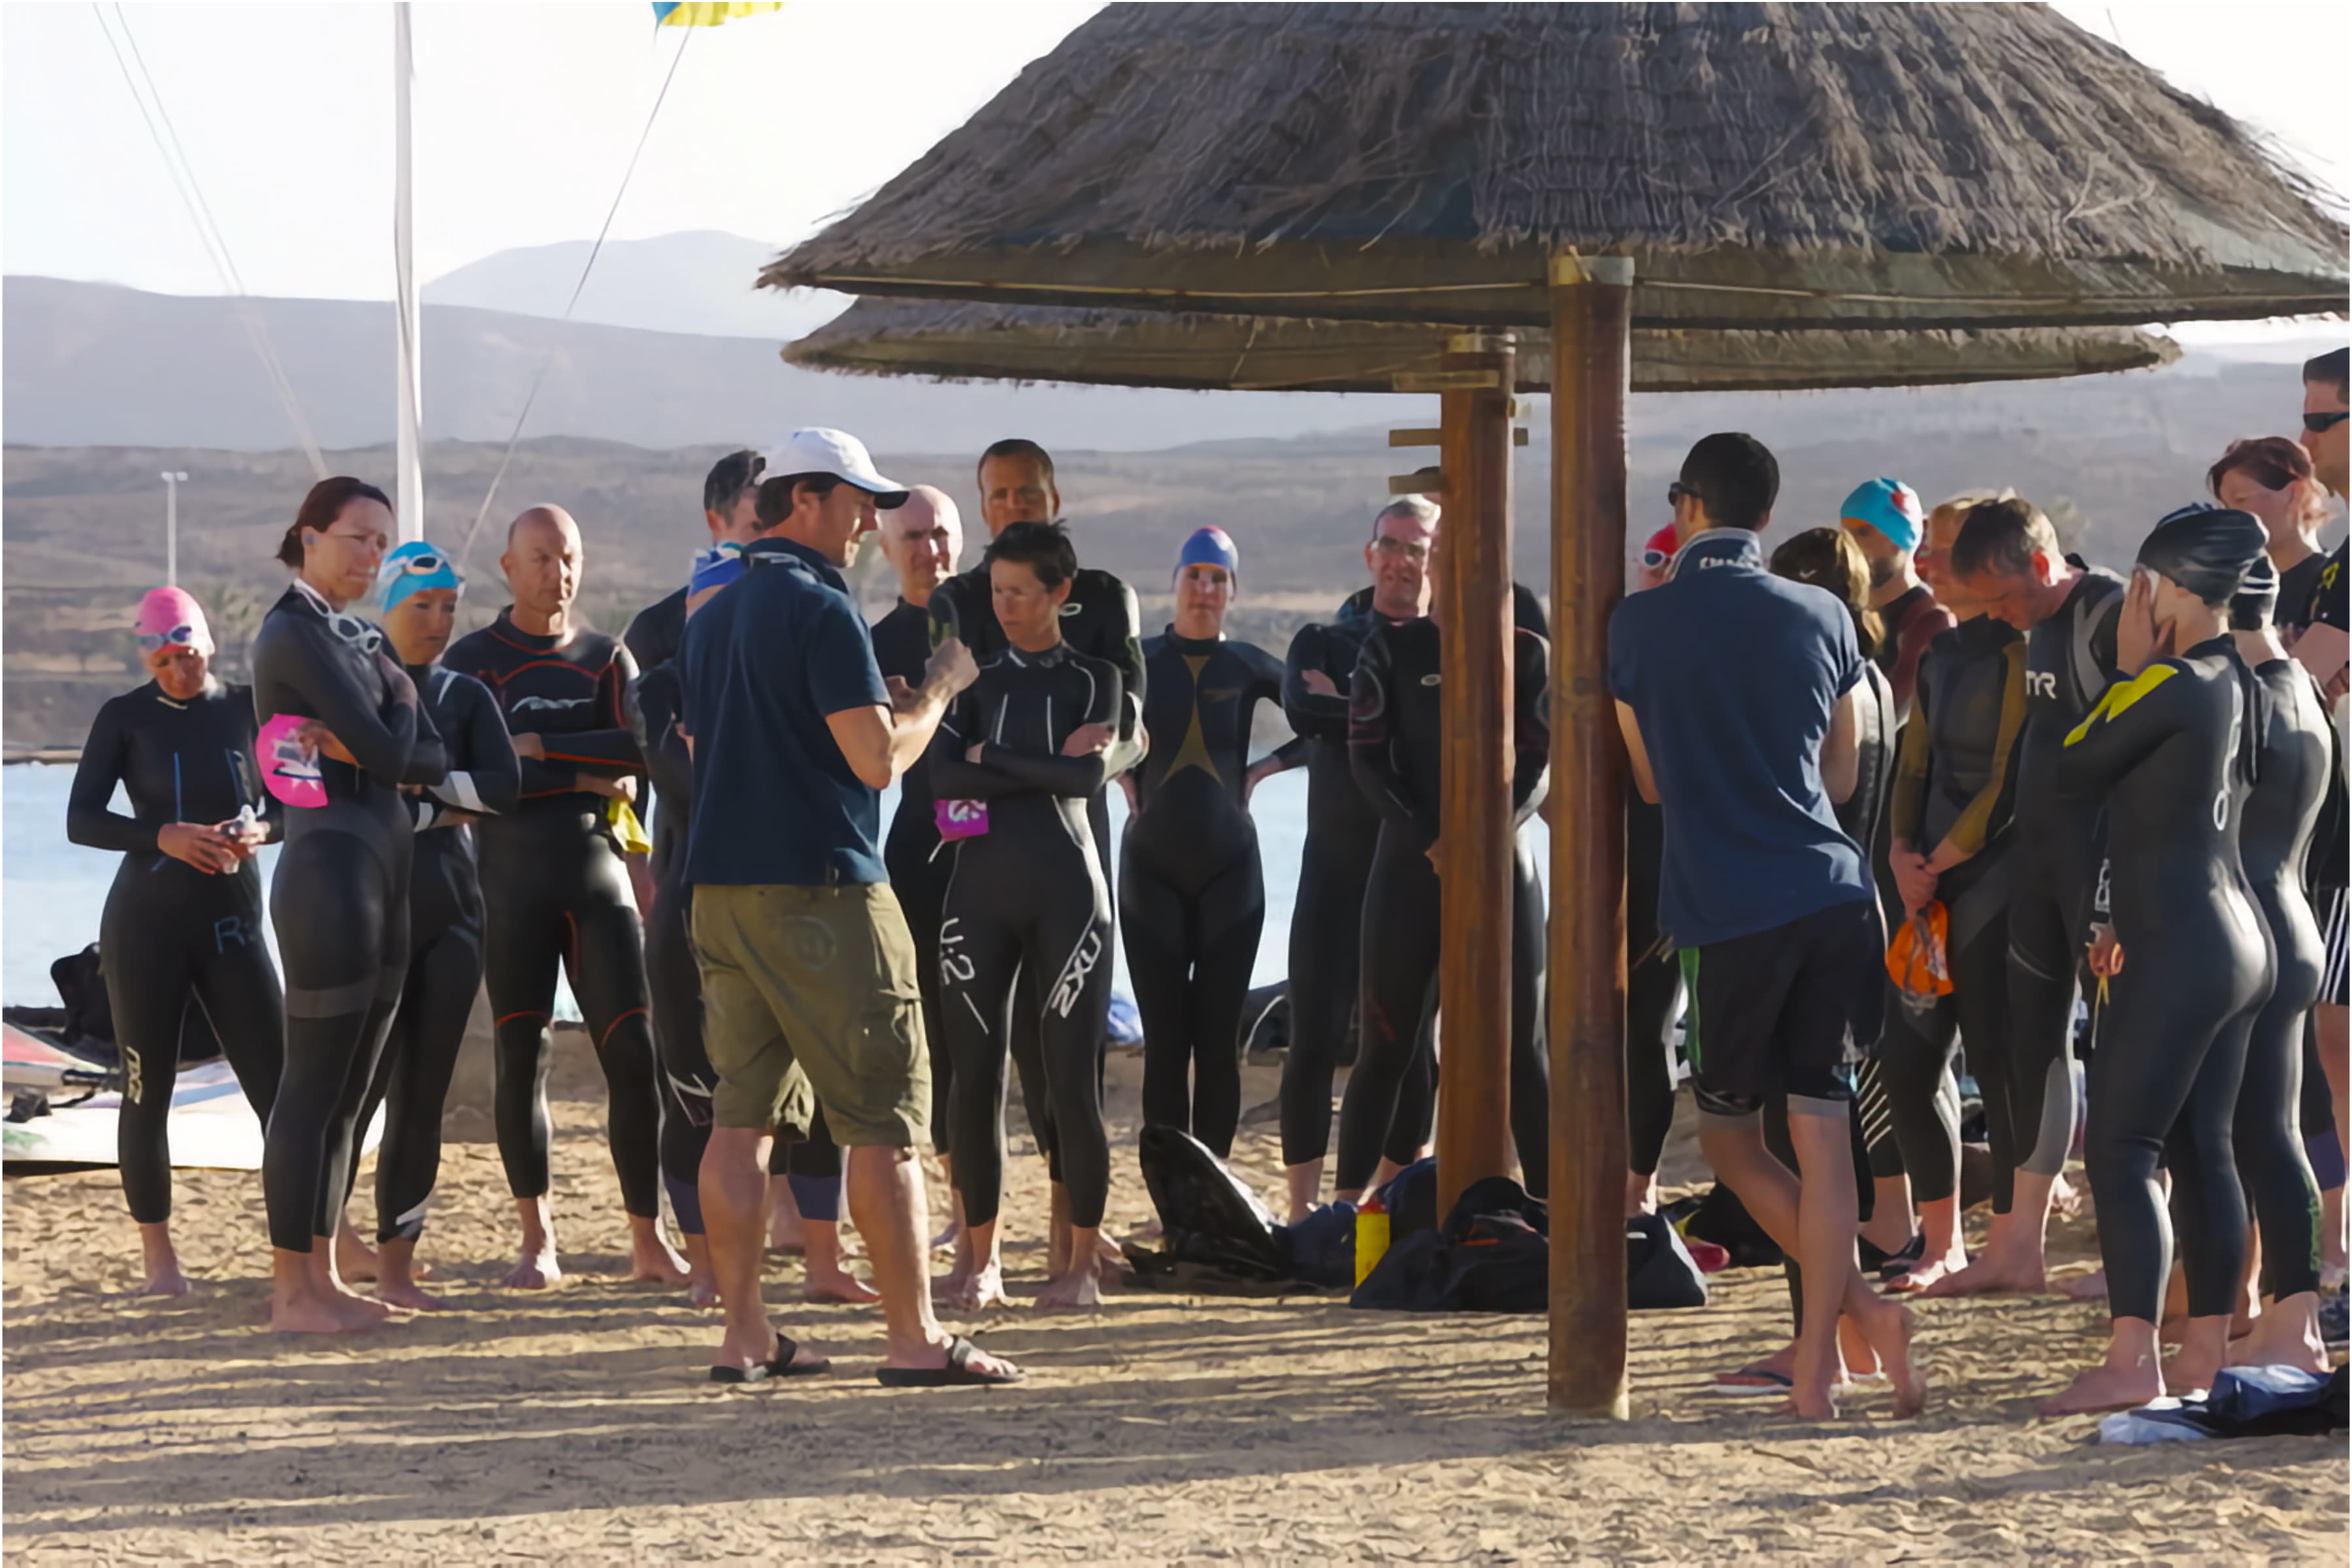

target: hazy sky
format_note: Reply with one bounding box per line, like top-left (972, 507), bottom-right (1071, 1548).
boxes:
top-left (3, 1), bottom-right (2345, 340)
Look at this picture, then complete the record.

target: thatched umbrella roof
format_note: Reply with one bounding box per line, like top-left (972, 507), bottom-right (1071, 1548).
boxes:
top-left (785, 298), bottom-right (2179, 393)
top-left (765, 3), bottom-right (2346, 329)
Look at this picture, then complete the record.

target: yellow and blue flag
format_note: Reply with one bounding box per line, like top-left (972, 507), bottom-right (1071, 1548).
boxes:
top-left (653, 3), bottom-right (782, 26)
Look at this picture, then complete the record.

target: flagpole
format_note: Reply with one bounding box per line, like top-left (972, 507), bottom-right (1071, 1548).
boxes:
top-left (393, 1), bottom-right (424, 544)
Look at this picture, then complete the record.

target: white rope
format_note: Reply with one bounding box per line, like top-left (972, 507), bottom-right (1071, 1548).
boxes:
top-left (457, 26), bottom-right (694, 573)
top-left (95, 5), bottom-right (327, 478)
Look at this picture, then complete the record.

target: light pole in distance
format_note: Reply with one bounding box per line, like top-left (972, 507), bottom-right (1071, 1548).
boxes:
top-left (160, 471), bottom-right (189, 585)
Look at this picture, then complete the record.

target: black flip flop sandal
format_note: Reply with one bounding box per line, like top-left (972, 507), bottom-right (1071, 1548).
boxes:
top-left (708, 1332), bottom-right (831, 1384)
top-left (875, 1335), bottom-right (1024, 1388)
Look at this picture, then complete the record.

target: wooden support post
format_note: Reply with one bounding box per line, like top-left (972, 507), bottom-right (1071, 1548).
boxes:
top-left (1546, 253), bottom-right (1633, 1419)
top-left (1434, 331), bottom-right (1516, 1222)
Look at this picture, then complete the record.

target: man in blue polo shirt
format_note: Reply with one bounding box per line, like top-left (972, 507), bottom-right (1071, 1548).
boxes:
top-left (1609, 431), bottom-right (1925, 1422)
top-left (679, 426), bottom-right (1020, 1388)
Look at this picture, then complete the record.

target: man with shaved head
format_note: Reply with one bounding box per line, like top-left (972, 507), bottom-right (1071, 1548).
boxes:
top-left (445, 504), bottom-right (687, 1292)
top-left (868, 485), bottom-right (968, 1252)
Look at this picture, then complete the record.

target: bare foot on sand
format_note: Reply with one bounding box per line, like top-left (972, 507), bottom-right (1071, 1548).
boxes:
top-left (2059, 1268), bottom-right (2108, 1301)
top-left (1865, 1300), bottom-right (1927, 1418)
top-left (1036, 1262), bottom-right (1103, 1311)
top-left (141, 1265), bottom-right (192, 1298)
top-left (335, 1222), bottom-right (380, 1284)
top-left (374, 1279), bottom-right (453, 1312)
top-left (2229, 1297), bottom-right (2330, 1373)
top-left (1921, 1251), bottom-right (2046, 1299)
top-left (804, 1266), bottom-right (881, 1306)
top-left (629, 1220), bottom-right (692, 1286)
top-left (1884, 1245), bottom-right (1970, 1294)
top-left (2041, 1360), bottom-right (2161, 1416)
top-left (938, 1259), bottom-right (1011, 1312)
top-left (504, 1243), bottom-right (563, 1290)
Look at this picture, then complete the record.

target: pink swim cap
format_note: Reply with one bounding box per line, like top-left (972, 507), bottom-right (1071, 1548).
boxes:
top-left (134, 586), bottom-right (213, 655)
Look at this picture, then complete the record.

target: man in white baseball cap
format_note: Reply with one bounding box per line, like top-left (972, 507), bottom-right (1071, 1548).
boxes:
top-left (764, 427), bottom-right (913, 515)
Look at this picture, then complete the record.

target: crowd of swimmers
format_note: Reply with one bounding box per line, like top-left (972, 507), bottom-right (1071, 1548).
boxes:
top-left (64, 347), bottom-right (2351, 1410)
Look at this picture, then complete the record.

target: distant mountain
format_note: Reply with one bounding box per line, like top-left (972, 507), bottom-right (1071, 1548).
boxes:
top-left (0, 274), bottom-right (1387, 453)
top-left (420, 231), bottom-right (840, 342)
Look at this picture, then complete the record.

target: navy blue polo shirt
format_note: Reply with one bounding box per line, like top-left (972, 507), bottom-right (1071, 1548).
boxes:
top-left (678, 536), bottom-right (891, 887)
top-left (1607, 529), bottom-right (1871, 948)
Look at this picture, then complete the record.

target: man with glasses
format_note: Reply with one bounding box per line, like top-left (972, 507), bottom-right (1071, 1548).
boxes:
top-left (1282, 496), bottom-right (1484, 1218)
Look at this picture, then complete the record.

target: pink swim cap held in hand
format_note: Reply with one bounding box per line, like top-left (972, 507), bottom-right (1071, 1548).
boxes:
top-left (256, 713), bottom-right (328, 809)
top-left (134, 586), bottom-right (214, 656)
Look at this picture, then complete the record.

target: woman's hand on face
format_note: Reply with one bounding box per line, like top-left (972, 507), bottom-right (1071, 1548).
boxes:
top-left (2116, 570), bottom-right (2157, 676)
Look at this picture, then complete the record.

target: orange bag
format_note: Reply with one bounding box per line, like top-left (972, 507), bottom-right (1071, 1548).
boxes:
top-left (1886, 902), bottom-right (1956, 1002)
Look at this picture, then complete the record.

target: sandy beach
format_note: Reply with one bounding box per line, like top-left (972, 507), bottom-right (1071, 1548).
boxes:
top-left (4, 1026), bottom-right (2344, 1563)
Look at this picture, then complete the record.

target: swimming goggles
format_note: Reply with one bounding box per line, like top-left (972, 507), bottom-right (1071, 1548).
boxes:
top-left (325, 610), bottom-right (385, 658)
top-left (136, 625), bottom-right (199, 652)
top-left (385, 550), bottom-right (449, 578)
top-left (1639, 546), bottom-right (1673, 570)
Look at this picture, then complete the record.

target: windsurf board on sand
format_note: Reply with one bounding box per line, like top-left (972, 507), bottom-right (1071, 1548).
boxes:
top-left (1, 1021), bottom-right (382, 1169)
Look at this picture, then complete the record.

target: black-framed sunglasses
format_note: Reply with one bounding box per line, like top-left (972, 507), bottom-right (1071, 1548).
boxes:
top-left (1667, 481), bottom-right (1695, 510)
top-left (2305, 410), bottom-right (2349, 434)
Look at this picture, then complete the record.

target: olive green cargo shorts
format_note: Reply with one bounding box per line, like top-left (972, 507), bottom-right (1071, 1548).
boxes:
top-left (689, 882), bottom-right (930, 1147)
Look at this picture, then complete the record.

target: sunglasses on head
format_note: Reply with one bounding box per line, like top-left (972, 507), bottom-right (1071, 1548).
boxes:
top-left (137, 626), bottom-right (197, 653)
top-left (2305, 410), bottom-right (2349, 434)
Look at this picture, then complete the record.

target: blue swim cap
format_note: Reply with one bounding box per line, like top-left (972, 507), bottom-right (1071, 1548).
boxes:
top-left (378, 540), bottom-right (464, 614)
top-left (689, 542), bottom-right (747, 598)
top-left (1175, 525), bottom-right (1239, 584)
top-left (1840, 478), bottom-right (1925, 553)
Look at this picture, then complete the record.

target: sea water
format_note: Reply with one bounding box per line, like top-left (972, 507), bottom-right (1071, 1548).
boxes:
top-left (3, 762), bottom-right (1546, 1012)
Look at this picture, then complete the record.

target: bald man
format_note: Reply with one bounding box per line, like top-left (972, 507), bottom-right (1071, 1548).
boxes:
top-left (444, 506), bottom-right (687, 1290)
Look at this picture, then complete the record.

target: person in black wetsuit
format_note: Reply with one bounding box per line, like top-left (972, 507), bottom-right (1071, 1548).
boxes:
top-left (1623, 525), bottom-right (1688, 1218)
top-left (1768, 530), bottom-right (1906, 1260)
top-left (335, 542), bottom-right (519, 1311)
top-left (1278, 497), bottom-right (1546, 1218)
top-left (869, 485), bottom-right (967, 1250)
top-left (928, 440), bottom-right (1143, 1284)
top-left (2044, 504), bottom-right (2274, 1414)
top-left (1333, 532), bottom-right (1552, 1205)
top-left (930, 521), bottom-right (1130, 1311)
top-left (623, 449), bottom-right (764, 1183)
top-left (444, 505), bottom-right (685, 1291)
top-left (1879, 553), bottom-right (2028, 1294)
top-left (1941, 497), bottom-right (2125, 1297)
top-left (1122, 526), bottom-right (1304, 1156)
top-left (2223, 557), bottom-right (2336, 1371)
top-left (67, 586), bottom-right (282, 1298)
top-left (250, 476), bottom-right (446, 1333)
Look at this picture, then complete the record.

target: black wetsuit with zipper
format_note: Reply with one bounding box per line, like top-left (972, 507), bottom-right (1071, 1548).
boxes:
top-left (1880, 616), bottom-right (2029, 1209)
top-left (930, 642), bottom-right (1127, 1232)
top-left (67, 678), bottom-right (284, 1226)
top-left (2057, 636), bottom-right (2273, 1324)
top-left (1334, 616), bottom-right (1552, 1198)
top-left (250, 584), bottom-right (446, 1253)
top-left (350, 663), bottom-right (518, 1242)
top-left (928, 557), bottom-right (1143, 1180)
top-left (1122, 628), bottom-right (1302, 1155)
top-left (2235, 657), bottom-right (2334, 1303)
top-left (443, 612), bottom-right (662, 1221)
